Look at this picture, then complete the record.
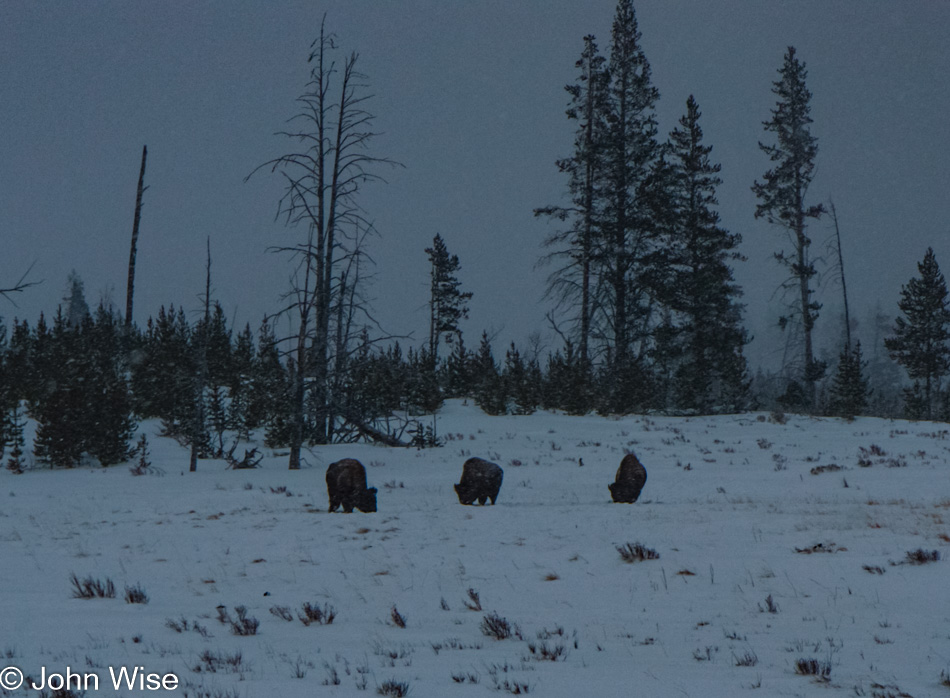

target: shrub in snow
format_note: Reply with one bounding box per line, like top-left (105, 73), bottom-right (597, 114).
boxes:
top-left (904, 548), bottom-right (940, 565)
top-left (217, 605), bottom-right (259, 636)
top-left (70, 573), bottom-right (116, 599)
top-left (481, 612), bottom-right (520, 640)
top-left (794, 657), bottom-right (831, 681)
top-left (124, 583), bottom-right (149, 604)
top-left (617, 542), bottom-right (659, 563)
top-left (377, 679), bottom-right (410, 697)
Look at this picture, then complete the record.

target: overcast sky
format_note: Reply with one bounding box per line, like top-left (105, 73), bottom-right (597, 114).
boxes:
top-left (2, 1), bottom-right (949, 370)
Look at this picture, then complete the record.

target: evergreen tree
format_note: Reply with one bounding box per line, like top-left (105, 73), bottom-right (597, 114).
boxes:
top-left (752, 46), bottom-right (826, 408)
top-left (828, 341), bottom-right (870, 419)
top-left (203, 302), bottom-right (233, 388)
top-left (665, 96), bottom-right (749, 413)
top-left (405, 346), bottom-right (442, 415)
top-left (472, 332), bottom-right (507, 415)
top-left (2, 319), bottom-right (32, 465)
top-left (600, 0), bottom-right (663, 372)
top-left (32, 310), bottom-right (85, 467)
top-left (535, 34), bottom-right (610, 365)
top-left (442, 335), bottom-right (474, 398)
top-left (82, 306), bottom-right (136, 466)
top-left (29, 307), bottom-right (135, 468)
top-left (254, 318), bottom-right (293, 448)
top-left (503, 343), bottom-right (539, 415)
top-left (595, 351), bottom-right (654, 415)
top-left (5, 401), bottom-right (26, 474)
top-left (426, 234), bottom-right (472, 361)
top-left (63, 270), bottom-right (91, 328)
top-left (28, 313), bottom-right (53, 408)
top-left (0, 318), bottom-right (8, 458)
top-left (131, 305), bottom-right (197, 426)
top-left (228, 323), bottom-right (256, 440)
top-left (5, 319), bottom-right (31, 405)
top-left (885, 248), bottom-right (950, 420)
top-left (542, 341), bottom-right (593, 414)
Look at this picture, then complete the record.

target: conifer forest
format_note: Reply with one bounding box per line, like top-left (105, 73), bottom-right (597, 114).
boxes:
top-left (1, 0), bottom-right (948, 468)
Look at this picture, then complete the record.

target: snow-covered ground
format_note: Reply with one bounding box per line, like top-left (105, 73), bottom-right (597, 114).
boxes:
top-left (2, 401), bottom-right (949, 697)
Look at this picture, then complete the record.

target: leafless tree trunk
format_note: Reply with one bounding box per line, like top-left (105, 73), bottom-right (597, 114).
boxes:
top-left (829, 200), bottom-right (851, 351)
top-left (126, 145), bottom-right (148, 326)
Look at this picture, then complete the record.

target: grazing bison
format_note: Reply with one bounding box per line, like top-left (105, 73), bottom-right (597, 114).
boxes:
top-left (326, 459), bottom-right (377, 513)
top-left (609, 453), bottom-right (647, 503)
top-left (454, 457), bottom-right (503, 505)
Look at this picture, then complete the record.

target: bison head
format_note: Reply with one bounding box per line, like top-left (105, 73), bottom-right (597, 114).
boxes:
top-left (609, 481), bottom-right (641, 503)
top-left (356, 487), bottom-right (378, 513)
top-left (454, 482), bottom-right (477, 506)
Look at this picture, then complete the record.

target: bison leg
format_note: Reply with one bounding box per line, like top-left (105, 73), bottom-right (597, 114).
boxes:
top-left (489, 494), bottom-right (497, 505)
top-left (343, 501), bottom-right (354, 513)
top-left (477, 495), bottom-right (487, 505)
top-left (328, 498), bottom-right (338, 513)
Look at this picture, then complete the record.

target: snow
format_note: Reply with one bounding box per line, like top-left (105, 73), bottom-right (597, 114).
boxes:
top-left (2, 401), bottom-right (949, 697)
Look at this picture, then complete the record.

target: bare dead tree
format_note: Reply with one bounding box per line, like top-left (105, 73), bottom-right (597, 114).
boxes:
top-left (828, 199), bottom-right (851, 351)
top-left (0, 262), bottom-right (40, 304)
top-left (126, 145), bottom-right (148, 326)
top-left (247, 16), bottom-right (399, 469)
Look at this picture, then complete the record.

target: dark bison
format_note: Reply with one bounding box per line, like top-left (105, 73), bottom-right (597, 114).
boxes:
top-left (326, 459), bottom-right (377, 513)
top-left (609, 452), bottom-right (647, 503)
top-left (454, 457), bottom-right (503, 505)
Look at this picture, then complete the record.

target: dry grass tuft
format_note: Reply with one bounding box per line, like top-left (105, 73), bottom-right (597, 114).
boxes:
top-left (617, 542), bottom-right (660, 563)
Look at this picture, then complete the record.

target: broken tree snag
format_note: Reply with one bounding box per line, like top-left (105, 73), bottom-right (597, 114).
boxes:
top-left (126, 145), bottom-right (148, 326)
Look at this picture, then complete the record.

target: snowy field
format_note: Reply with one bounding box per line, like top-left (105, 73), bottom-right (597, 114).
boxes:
top-left (2, 401), bottom-right (949, 698)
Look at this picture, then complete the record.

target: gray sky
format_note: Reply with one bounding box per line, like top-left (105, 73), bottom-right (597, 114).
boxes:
top-left (2, 1), bottom-right (949, 370)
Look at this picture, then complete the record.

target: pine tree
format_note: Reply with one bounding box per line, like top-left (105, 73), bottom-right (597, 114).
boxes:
top-left (0, 318), bottom-right (8, 459)
top-left (228, 323), bottom-right (256, 440)
top-left (503, 343), bottom-right (539, 415)
top-left (442, 335), bottom-right (474, 398)
top-left (203, 302), bottom-right (233, 388)
top-left (828, 341), bottom-right (869, 419)
top-left (2, 319), bottom-right (31, 468)
top-left (82, 306), bottom-right (136, 466)
top-left (473, 332), bottom-right (507, 415)
top-left (5, 401), bottom-right (26, 474)
top-left (542, 341), bottom-right (592, 414)
top-left (426, 234), bottom-right (473, 361)
top-left (752, 46), bottom-right (826, 408)
top-left (885, 248), bottom-right (950, 420)
top-left (405, 346), bottom-right (442, 415)
top-left (63, 270), bottom-right (91, 328)
top-left (665, 96), bottom-right (749, 413)
top-left (600, 0), bottom-right (662, 371)
top-left (131, 305), bottom-right (197, 427)
top-left (32, 310), bottom-right (85, 467)
top-left (535, 34), bottom-right (610, 365)
top-left (253, 318), bottom-right (293, 448)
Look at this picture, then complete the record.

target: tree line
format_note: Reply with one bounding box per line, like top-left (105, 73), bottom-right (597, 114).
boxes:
top-left (3, 2), bottom-right (950, 472)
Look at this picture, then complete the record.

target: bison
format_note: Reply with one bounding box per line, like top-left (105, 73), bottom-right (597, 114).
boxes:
top-left (609, 452), bottom-right (647, 503)
top-left (454, 457), bottom-right (503, 505)
top-left (326, 458), bottom-right (377, 513)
